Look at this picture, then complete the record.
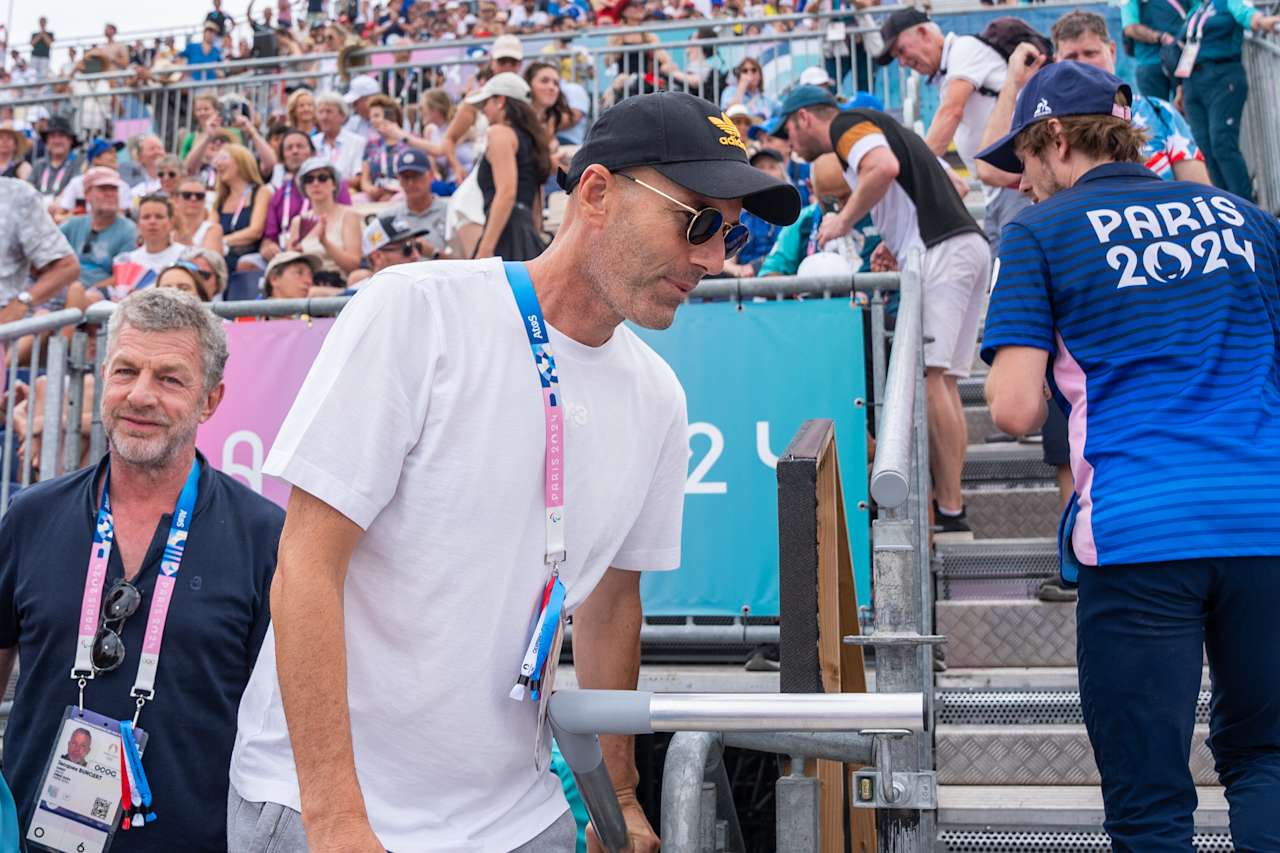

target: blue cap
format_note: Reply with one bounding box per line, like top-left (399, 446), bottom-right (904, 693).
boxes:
top-left (395, 149), bottom-right (432, 174)
top-left (769, 84), bottom-right (840, 140)
top-left (87, 138), bottom-right (124, 161)
top-left (976, 61), bottom-right (1133, 174)
top-left (841, 91), bottom-right (885, 112)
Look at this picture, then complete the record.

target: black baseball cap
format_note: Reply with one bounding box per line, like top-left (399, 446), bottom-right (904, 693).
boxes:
top-left (559, 91), bottom-right (801, 226)
top-left (874, 8), bottom-right (930, 66)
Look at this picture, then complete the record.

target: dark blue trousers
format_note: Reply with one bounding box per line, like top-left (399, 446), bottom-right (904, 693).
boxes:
top-left (1077, 557), bottom-right (1280, 851)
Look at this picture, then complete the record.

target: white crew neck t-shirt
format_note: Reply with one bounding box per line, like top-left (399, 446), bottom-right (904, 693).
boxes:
top-left (937, 32), bottom-right (1007, 202)
top-left (230, 259), bottom-right (688, 852)
top-left (117, 242), bottom-right (187, 275)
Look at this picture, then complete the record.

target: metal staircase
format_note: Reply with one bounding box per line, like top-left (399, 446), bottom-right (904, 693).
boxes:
top-left (931, 371), bottom-right (1234, 850)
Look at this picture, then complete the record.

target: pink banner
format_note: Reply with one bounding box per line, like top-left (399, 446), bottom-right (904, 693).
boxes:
top-left (195, 318), bottom-right (335, 507)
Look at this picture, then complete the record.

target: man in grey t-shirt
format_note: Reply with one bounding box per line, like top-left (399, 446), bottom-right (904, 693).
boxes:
top-left (0, 178), bottom-right (80, 322)
top-left (383, 150), bottom-right (449, 257)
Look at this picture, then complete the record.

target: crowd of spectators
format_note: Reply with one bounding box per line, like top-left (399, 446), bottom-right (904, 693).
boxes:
top-left (0, 0), bottom-right (1269, 307)
top-left (0, 0), bottom-right (893, 303)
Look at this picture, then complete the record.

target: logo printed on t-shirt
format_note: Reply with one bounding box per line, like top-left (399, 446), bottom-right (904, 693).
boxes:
top-left (1084, 195), bottom-right (1255, 289)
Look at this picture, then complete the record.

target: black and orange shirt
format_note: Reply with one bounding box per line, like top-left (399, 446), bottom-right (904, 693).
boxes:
top-left (829, 109), bottom-right (981, 262)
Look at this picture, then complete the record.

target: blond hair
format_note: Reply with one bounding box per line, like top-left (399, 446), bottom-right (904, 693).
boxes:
top-left (213, 143), bottom-right (265, 211)
top-left (286, 88), bottom-right (316, 128)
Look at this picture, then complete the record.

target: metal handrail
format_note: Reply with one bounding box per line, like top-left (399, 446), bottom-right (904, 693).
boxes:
top-left (68, 274), bottom-right (899, 332)
top-left (0, 308), bottom-right (85, 344)
top-left (550, 689), bottom-right (923, 852)
top-left (548, 690), bottom-right (925, 734)
top-left (869, 249), bottom-right (923, 510)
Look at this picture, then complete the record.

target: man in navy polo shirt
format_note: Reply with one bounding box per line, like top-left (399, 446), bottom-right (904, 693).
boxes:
top-left (0, 288), bottom-right (283, 851)
top-left (978, 61), bottom-right (1280, 851)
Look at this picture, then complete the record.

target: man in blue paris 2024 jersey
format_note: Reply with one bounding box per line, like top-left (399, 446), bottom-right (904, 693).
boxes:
top-left (977, 61), bottom-right (1280, 852)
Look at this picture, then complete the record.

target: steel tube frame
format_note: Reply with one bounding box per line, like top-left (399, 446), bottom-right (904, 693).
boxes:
top-left (548, 689), bottom-right (924, 735)
top-left (661, 731), bottom-right (725, 853)
top-left (39, 335), bottom-right (67, 481)
top-left (549, 720), bottom-right (630, 853)
top-left (869, 251), bottom-right (922, 511)
top-left (63, 331), bottom-right (88, 475)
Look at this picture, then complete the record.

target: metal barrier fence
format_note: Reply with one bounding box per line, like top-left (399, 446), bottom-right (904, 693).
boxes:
top-left (0, 271), bottom-right (898, 514)
top-left (1243, 29), bottom-right (1280, 214)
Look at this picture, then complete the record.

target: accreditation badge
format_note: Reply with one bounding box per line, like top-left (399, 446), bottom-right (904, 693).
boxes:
top-left (27, 707), bottom-right (148, 853)
top-left (1174, 39), bottom-right (1200, 79)
top-left (534, 617), bottom-right (565, 773)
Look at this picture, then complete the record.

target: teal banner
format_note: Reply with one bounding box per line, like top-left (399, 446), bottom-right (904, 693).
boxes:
top-left (632, 297), bottom-right (870, 616)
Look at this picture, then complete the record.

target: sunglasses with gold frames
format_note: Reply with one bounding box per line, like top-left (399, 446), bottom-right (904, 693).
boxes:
top-left (616, 172), bottom-right (749, 259)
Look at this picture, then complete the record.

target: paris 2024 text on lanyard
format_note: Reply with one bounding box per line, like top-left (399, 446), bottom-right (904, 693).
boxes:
top-left (504, 261), bottom-right (569, 773)
top-left (27, 459), bottom-right (199, 853)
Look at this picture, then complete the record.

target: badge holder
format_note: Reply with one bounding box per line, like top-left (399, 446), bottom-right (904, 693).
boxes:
top-left (1173, 39), bottom-right (1200, 79)
top-left (27, 706), bottom-right (148, 853)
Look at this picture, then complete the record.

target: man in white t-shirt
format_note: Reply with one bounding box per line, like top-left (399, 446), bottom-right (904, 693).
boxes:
top-left (228, 92), bottom-right (799, 853)
top-left (778, 86), bottom-right (990, 536)
top-left (876, 9), bottom-right (1035, 253)
top-left (311, 91), bottom-right (368, 181)
top-left (112, 195), bottom-right (188, 290)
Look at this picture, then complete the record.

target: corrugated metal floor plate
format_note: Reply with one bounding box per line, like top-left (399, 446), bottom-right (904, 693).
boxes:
top-left (963, 443), bottom-right (1058, 484)
top-left (935, 689), bottom-right (1212, 725)
top-left (936, 724), bottom-right (1218, 785)
top-left (937, 784), bottom-right (1229, 829)
top-left (937, 600), bottom-right (1077, 668)
top-left (963, 485), bottom-right (1061, 539)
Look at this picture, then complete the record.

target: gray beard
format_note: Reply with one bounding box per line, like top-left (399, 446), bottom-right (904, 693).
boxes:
top-left (106, 418), bottom-right (199, 471)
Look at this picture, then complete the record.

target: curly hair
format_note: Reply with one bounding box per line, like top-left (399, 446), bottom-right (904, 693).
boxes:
top-left (1014, 114), bottom-right (1147, 166)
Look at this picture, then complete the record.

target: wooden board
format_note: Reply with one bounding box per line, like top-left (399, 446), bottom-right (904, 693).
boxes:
top-left (816, 442), bottom-right (876, 853)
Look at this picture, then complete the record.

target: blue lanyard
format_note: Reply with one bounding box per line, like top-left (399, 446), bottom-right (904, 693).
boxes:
top-left (503, 262), bottom-right (568, 702)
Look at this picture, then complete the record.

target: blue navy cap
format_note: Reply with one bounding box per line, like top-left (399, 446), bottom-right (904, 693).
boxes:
top-left (395, 148), bottom-right (432, 174)
top-left (976, 61), bottom-right (1133, 174)
top-left (769, 84), bottom-right (839, 140)
top-left (87, 137), bottom-right (125, 161)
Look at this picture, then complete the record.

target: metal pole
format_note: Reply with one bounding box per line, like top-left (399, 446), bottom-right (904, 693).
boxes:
top-left (549, 690), bottom-right (923, 735)
top-left (39, 335), bottom-right (66, 481)
top-left (870, 256), bottom-right (922, 511)
top-left (775, 756), bottom-right (819, 853)
top-left (721, 730), bottom-right (873, 765)
top-left (549, 721), bottom-right (629, 853)
top-left (21, 335), bottom-right (42, 487)
top-left (661, 730), bottom-right (721, 853)
top-left (89, 326), bottom-right (107, 464)
top-left (870, 288), bottom-right (887, 436)
top-left (870, 518), bottom-right (926, 849)
top-left (63, 330), bottom-right (88, 475)
top-left (1, 352), bottom-right (17, 513)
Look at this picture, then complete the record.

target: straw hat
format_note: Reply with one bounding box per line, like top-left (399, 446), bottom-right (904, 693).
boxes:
top-left (0, 122), bottom-right (31, 158)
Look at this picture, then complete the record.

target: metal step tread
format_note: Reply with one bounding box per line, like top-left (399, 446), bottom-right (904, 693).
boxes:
top-left (936, 724), bottom-right (1217, 786)
top-left (962, 485), bottom-right (1061, 540)
top-left (963, 442), bottom-right (1057, 484)
top-left (959, 376), bottom-right (987, 406)
top-left (936, 538), bottom-right (1057, 577)
top-left (937, 598), bottom-right (1076, 668)
top-left (938, 666), bottom-right (1210, 691)
top-left (936, 688), bottom-right (1211, 725)
top-left (964, 405), bottom-right (998, 441)
top-left (938, 784), bottom-right (1228, 828)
